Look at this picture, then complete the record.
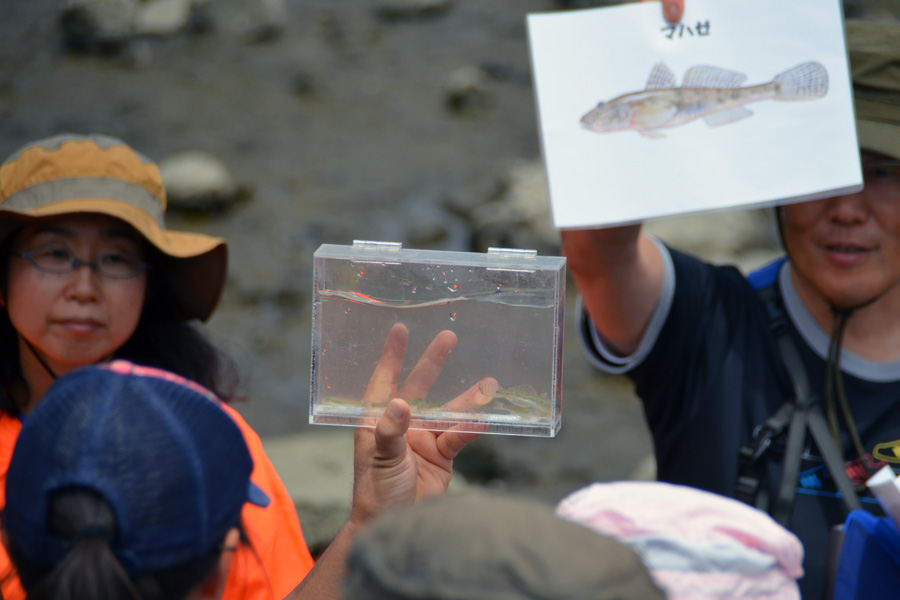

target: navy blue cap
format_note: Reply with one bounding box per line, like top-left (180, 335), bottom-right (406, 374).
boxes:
top-left (5, 360), bottom-right (268, 576)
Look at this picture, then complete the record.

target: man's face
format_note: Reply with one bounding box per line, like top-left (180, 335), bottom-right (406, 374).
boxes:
top-left (782, 151), bottom-right (900, 311)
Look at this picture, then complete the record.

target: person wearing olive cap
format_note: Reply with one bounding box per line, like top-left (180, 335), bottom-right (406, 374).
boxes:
top-left (561, 19), bottom-right (900, 599)
top-left (343, 490), bottom-right (666, 600)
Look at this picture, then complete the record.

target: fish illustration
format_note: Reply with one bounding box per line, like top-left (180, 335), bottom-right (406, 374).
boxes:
top-left (580, 61), bottom-right (828, 139)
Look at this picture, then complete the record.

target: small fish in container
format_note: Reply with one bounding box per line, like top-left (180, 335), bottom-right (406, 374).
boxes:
top-left (310, 241), bottom-right (566, 437)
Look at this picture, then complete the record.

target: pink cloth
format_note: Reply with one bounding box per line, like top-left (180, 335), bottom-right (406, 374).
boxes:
top-left (556, 481), bottom-right (804, 600)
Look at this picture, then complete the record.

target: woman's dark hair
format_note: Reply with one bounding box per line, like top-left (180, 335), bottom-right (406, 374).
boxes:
top-left (0, 233), bottom-right (241, 414)
top-left (7, 488), bottom-right (225, 600)
top-left (114, 249), bottom-right (241, 399)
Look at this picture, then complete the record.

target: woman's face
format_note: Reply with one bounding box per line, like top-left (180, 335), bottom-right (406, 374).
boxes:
top-left (3, 214), bottom-right (148, 377)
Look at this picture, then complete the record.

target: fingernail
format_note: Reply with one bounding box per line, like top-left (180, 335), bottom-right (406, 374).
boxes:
top-left (666, 3), bottom-right (679, 21)
top-left (387, 399), bottom-right (404, 419)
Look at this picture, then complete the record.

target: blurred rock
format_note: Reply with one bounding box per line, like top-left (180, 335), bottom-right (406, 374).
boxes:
top-left (479, 58), bottom-right (532, 86)
top-left (395, 191), bottom-right (471, 250)
top-left (262, 430), bottom-right (353, 554)
top-left (375, 0), bottom-right (454, 21)
top-left (444, 65), bottom-right (492, 115)
top-left (444, 171), bottom-right (507, 220)
top-left (469, 160), bottom-right (559, 256)
top-left (159, 150), bottom-right (245, 214)
top-left (228, 281), bottom-right (306, 312)
top-left (135, 0), bottom-right (192, 36)
top-left (318, 9), bottom-right (383, 57)
top-left (119, 39), bottom-right (155, 68)
top-left (221, 241), bottom-right (309, 310)
top-left (645, 208), bottom-right (783, 271)
top-left (61, 0), bottom-right (138, 53)
top-left (0, 81), bottom-right (15, 123)
top-left (844, 0), bottom-right (900, 20)
top-left (196, 0), bottom-right (286, 42)
top-left (293, 192), bottom-right (470, 253)
top-left (290, 70), bottom-right (320, 100)
top-left (291, 215), bottom-right (360, 256)
top-left (459, 157), bottom-right (781, 267)
top-left (628, 453), bottom-right (657, 481)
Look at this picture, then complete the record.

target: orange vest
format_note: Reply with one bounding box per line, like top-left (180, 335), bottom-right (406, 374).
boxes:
top-left (0, 406), bottom-right (314, 600)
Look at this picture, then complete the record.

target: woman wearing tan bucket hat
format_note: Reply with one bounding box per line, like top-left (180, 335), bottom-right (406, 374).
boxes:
top-left (0, 134), bottom-right (480, 600)
top-left (0, 133), bottom-right (313, 600)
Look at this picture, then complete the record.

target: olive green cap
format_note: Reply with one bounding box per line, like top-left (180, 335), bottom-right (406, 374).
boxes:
top-left (343, 490), bottom-right (665, 600)
top-left (848, 20), bottom-right (900, 160)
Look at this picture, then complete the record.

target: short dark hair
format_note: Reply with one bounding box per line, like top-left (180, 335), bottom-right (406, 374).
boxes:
top-left (115, 248), bottom-right (241, 399)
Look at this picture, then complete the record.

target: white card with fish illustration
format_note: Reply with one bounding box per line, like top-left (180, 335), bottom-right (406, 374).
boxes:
top-left (527, 0), bottom-right (860, 229)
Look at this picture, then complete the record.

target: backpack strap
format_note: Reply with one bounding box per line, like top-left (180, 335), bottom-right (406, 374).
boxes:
top-left (737, 261), bottom-right (861, 525)
top-left (736, 258), bottom-right (792, 510)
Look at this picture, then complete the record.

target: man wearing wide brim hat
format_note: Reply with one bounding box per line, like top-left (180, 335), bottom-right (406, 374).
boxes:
top-left (561, 18), bottom-right (900, 600)
top-left (0, 133), bottom-right (227, 321)
top-left (850, 19), bottom-right (900, 162)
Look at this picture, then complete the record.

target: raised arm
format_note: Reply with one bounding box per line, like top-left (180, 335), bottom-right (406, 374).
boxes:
top-left (560, 0), bottom-right (680, 353)
top-left (560, 225), bottom-right (665, 356)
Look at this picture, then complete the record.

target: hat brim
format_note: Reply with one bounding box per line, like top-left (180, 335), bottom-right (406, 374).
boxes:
top-left (857, 118), bottom-right (900, 161)
top-left (0, 198), bottom-right (227, 321)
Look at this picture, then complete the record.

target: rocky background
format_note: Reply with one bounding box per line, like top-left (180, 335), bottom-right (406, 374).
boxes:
top-left (0, 0), bottom-right (886, 553)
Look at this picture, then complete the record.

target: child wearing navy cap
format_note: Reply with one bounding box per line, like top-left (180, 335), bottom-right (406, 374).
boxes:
top-left (4, 361), bottom-right (265, 600)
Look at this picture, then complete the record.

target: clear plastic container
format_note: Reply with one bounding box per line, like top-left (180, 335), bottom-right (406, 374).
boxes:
top-left (310, 241), bottom-right (566, 437)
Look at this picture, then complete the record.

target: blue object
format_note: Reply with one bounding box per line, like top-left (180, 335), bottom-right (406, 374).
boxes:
top-left (747, 256), bottom-right (786, 291)
top-left (834, 509), bottom-right (900, 598)
top-left (5, 361), bottom-right (269, 577)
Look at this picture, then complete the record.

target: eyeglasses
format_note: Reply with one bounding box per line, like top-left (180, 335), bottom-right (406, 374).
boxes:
top-left (13, 247), bottom-right (151, 279)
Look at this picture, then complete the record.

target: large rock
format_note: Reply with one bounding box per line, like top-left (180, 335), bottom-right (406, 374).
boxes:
top-left (195, 0), bottom-right (287, 42)
top-left (375, 0), bottom-right (454, 21)
top-left (61, 0), bottom-right (139, 52)
top-left (134, 0), bottom-right (193, 36)
top-left (158, 150), bottom-right (245, 214)
top-left (262, 430), bottom-right (354, 554)
top-left (444, 65), bottom-right (491, 114)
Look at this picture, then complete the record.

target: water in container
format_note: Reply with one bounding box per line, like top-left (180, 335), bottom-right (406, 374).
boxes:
top-left (310, 241), bottom-right (566, 437)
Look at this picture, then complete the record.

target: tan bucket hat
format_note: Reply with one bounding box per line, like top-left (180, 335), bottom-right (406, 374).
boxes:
top-left (0, 134), bottom-right (227, 321)
top-left (847, 20), bottom-right (900, 161)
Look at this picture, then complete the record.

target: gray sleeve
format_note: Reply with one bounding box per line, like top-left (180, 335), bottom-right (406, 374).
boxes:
top-left (575, 237), bottom-right (675, 374)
